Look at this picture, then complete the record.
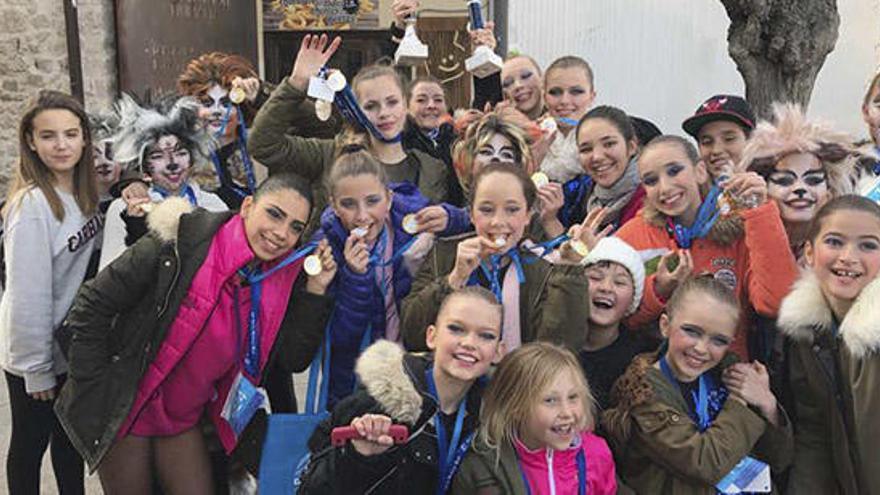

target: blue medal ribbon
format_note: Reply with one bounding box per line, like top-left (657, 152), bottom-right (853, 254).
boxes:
top-left (659, 356), bottom-right (712, 431)
top-left (426, 366), bottom-right (472, 495)
top-left (321, 66), bottom-right (402, 144)
top-left (211, 103), bottom-right (257, 198)
top-left (153, 184), bottom-right (198, 206)
top-left (475, 247), bottom-right (527, 303)
top-left (557, 116), bottom-right (580, 127)
top-left (666, 185), bottom-right (723, 249)
top-left (873, 147), bottom-right (880, 175)
top-left (236, 243), bottom-right (317, 379)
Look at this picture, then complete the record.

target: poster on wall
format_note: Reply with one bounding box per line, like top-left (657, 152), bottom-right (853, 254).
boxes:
top-left (263, 0), bottom-right (382, 31)
top-left (115, 0), bottom-right (258, 99)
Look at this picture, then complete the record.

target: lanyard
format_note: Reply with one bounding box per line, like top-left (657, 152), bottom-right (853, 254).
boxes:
top-left (425, 366), bottom-right (470, 495)
top-left (212, 104), bottom-right (257, 198)
top-left (328, 68), bottom-right (402, 144)
top-left (475, 248), bottom-right (527, 302)
top-left (367, 224), bottom-right (417, 269)
top-left (153, 184), bottom-right (197, 206)
top-left (659, 356), bottom-right (711, 431)
top-left (557, 116), bottom-right (580, 127)
top-left (236, 243), bottom-right (316, 379)
top-left (518, 448), bottom-right (587, 495)
top-left (666, 185), bottom-right (723, 249)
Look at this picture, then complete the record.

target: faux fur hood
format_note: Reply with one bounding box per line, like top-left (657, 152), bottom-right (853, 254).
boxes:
top-left (354, 340), bottom-right (423, 426)
top-left (146, 197), bottom-right (195, 242)
top-left (778, 270), bottom-right (880, 358)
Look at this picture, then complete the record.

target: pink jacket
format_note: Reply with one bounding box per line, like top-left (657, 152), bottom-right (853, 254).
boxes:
top-left (514, 431), bottom-right (617, 495)
top-left (118, 216), bottom-right (303, 452)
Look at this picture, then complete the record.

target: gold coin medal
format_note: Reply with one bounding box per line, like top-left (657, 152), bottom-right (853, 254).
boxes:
top-left (531, 172), bottom-right (550, 188)
top-left (539, 117), bottom-right (557, 135)
top-left (493, 236), bottom-right (507, 248)
top-left (402, 214), bottom-right (420, 234)
top-left (303, 254), bottom-right (323, 276)
top-left (229, 86), bottom-right (247, 105)
top-left (352, 226), bottom-right (369, 238)
top-left (315, 99), bottom-right (333, 122)
top-left (570, 239), bottom-right (590, 258)
top-left (326, 70), bottom-right (347, 92)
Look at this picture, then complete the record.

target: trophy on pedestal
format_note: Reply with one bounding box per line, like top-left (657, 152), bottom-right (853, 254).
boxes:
top-left (395, 14), bottom-right (429, 66)
top-left (464, 0), bottom-right (502, 79)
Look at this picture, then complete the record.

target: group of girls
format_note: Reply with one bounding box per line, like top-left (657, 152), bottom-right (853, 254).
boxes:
top-left (5, 2), bottom-right (880, 494)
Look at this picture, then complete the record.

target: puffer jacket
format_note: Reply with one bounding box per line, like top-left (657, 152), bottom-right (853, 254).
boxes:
top-left (778, 271), bottom-right (880, 494)
top-left (54, 199), bottom-right (333, 472)
top-left (601, 352), bottom-right (793, 494)
top-left (313, 182), bottom-right (469, 404)
top-left (296, 340), bottom-right (487, 494)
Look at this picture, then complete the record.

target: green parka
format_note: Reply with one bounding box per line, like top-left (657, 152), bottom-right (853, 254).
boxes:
top-left (601, 353), bottom-right (793, 494)
top-left (246, 80), bottom-right (449, 233)
top-left (778, 271), bottom-right (880, 494)
top-left (400, 233), bottom-right (589, 353)
top-left (53, 199), bottom-right (332, 472)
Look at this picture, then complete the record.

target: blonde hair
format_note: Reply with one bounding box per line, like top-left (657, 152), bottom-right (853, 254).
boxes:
top-left (452, 113), bottom-right (534, 195)
top-left (325, 149), bottom-right (389, 197)
top-left (478, 343), bottom-right (596, 461)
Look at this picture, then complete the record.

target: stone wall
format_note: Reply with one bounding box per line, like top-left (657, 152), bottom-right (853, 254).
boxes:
top-left (0, 0), bottom-right (117, 193)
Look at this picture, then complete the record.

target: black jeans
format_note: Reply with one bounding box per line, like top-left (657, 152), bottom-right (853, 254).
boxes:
top-left (4, 372), bottom-right (84, 495)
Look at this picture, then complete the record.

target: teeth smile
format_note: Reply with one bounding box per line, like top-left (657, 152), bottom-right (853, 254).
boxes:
top-left (831, 268), bottom-right (861, 278)
top-left (454, 353), bottom-right (477, 364)
top-left (551, 424), bottom-right (573, 435)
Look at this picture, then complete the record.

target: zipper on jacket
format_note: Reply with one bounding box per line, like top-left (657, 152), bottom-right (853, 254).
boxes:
top-left (546, 449), bottom-right (556, 495)
top-left (157, 243), bottom-right (182, 320)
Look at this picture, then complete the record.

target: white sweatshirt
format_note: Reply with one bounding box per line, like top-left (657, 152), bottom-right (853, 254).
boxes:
top-left (98, 183), bottom-right (227, 271)
top-left (0, 187), bottom-right (103, 393)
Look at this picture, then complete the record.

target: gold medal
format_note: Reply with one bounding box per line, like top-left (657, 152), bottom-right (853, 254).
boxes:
top-left (315, 99), bottom-right (332, 122)
top-left (229, 86), bottom-right (246, 105)
top-left (402, 214), bottom-right (419, 234)
top-left (531, 172), bottom-right (550, 188)
top-left (326, 70), bottom-right (347, 92)
top-left (303, 254), bottom-right (323, 276)
top-left (570, 239), bottom-right (590, 258)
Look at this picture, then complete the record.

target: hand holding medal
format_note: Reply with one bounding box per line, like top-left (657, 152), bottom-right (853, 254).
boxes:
top-left (229, 76), bottom-right (260, 105)
top-left (304, 239), bottom-right (337, 295)
top-left (559, 207), bottom-right (612, 264)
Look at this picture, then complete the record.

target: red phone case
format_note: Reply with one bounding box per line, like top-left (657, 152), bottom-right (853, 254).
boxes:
top-left (331, 424), bottom-right (409, 447)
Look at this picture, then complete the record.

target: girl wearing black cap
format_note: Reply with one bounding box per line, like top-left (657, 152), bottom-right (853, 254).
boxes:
top-left (682, 94), bottom-right (756, 182)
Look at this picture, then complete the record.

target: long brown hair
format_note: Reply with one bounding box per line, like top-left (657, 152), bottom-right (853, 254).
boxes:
top-left (4, 90), bottom-right (98, 222)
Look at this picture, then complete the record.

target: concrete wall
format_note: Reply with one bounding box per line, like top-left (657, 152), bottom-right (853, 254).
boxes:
top-left (508, 0), bottom-right (880, 139)
top-left (0, 0), bottom-right (117, 190)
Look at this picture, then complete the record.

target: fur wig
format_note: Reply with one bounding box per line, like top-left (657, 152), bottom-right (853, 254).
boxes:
top-left (739, 103), bottom-right (862, 196)
top-left (109, 94), bottom-right (215, 174)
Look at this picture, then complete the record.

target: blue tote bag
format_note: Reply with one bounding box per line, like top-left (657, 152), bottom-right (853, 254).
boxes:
top-left (258, 329), bottom-right (330, 493)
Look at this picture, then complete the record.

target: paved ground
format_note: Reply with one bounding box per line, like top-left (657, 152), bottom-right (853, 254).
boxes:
top-left (0, 371), bottom-right (309, 494)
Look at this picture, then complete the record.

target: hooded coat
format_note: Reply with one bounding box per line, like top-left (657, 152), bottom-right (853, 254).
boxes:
top-left (54, 199), bottom-right (332, 471)
top-left (777, 271), bottom-right (880, 494)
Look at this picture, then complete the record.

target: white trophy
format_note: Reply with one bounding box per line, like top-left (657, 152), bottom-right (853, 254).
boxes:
top-left (395, 14), bottom-right (429, 66)
top-left (464, 0), bottom-right (502, 78)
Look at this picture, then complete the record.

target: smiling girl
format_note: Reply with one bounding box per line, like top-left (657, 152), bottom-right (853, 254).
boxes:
top-left (249, 34), bottom-right (449, 233)
top-left (500, 54), bottom-right (544, 121)
top-left (616, 135), bottom-right (798, 361)
top-left (741, 104), bottom-right (859, 261)
top-left (401, 163), bottom-right (588, 354)
top-left (778, 195), bottom-right (880, 494)
top-left (453, 342), bottom-right (617, 494)
top-left (602, 276), bottom-right (792, 493)
top-left (315, 150), bottom-right (469, 405)
top-left (0, 89), bottom-right (100, 494)
top-left (56, 173), bottom-right (335, 493)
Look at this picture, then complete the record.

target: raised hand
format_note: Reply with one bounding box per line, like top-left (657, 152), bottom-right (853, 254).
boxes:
top-left (288, 34), bottom-right (342, 90)
top-left (653, 249), bottom-right (693, 300)
top-left (230, 76), bottom-right (261, 103)
top-left (391, 0), bottom-right (419, 28)
top-left (121, 180), bottom-right (151, 217)
top-left (723, 171), bottom-right (768, 209)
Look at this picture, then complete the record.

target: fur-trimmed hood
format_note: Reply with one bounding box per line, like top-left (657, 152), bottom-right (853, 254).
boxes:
top-left (354, 340), bottom-right (423, 426)
top-left (778, 270), bottom-right (880, 358)
top-left (145, 196), bottom-right (195, 242)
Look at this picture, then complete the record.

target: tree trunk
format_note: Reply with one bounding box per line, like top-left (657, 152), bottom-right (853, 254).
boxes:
top-left (720, 0), bottom-right (840, 120)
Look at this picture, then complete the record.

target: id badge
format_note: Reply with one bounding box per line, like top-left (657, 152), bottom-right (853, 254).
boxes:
top-left (716, 456), bottom-right (771, 494)
top-left (221, 372), bottom-right (268, 438)
top-left (307, 77), bottom-right (336, 102)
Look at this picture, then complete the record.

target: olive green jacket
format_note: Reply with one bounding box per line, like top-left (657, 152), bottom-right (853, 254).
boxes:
top-left (778, 271), bottom-right (880, 495)
top-left (400, 233), bottom-right (589, 352)
top-left (601, 353), bottom-right (793, 494)
top-left (247, 80), bottom-right (448, 233)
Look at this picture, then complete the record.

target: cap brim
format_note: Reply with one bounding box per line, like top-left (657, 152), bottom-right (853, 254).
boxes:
top-left (682, 112), bottom-right (753, 138)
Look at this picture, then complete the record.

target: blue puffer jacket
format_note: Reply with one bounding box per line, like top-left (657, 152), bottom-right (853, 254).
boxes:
top-left (314, 182), bottom-right (469, 405)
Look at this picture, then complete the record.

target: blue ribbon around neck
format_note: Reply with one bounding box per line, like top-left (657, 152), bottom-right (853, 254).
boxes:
top-left (666, 185), bottom-right (723, 249)
top-left (153, 183), bottom-right (197, 206)
top-left (426, 366), bottom-right (472, 495)
top-left (659, 356), bottom-right (712, 431)
top-left (321, 67), bottom-right (402, 144)
top-left (212, 103), bottom-right (257, 198)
